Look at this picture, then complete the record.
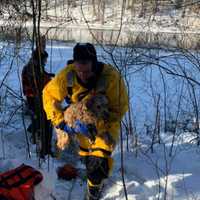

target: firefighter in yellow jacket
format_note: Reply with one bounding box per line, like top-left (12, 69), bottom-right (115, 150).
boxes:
top-left (42, 43), bottom-right (128, 200)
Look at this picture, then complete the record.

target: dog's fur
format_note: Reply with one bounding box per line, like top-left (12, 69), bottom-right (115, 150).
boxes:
top-left (63, 94), bottom-right (109, 131)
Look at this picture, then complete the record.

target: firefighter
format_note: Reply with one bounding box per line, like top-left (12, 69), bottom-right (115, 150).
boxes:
top-left (22, 38), bottom-right (54, 158)
top-left (42, 43), bottom-right (128, 199)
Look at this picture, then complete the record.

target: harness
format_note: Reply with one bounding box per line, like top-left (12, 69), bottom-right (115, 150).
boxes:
top-left (0, 164), bottom-right (43, 200)
top-left (65, 70), bottom-right (74, 104)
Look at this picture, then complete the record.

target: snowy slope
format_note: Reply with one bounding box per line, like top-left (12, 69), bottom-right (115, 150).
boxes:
top-left (1, 120), bottom-right (200, 200)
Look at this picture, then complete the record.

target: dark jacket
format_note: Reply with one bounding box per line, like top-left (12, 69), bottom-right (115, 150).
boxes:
top-left (22, 50), bottom-right (54, 97)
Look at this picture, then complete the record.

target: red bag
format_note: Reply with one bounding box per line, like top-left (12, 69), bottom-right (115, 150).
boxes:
top-left (0, 164), bottom-right (43, 200)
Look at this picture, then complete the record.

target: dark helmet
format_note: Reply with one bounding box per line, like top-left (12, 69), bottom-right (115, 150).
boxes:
top-left (32, 50), bottom-right (48, 66)
top-left (73, 43), bottom-right (97, 63)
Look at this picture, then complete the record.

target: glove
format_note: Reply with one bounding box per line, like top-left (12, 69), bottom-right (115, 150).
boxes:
top-left (74, 120), bottom-right (89, 135)
top-left (74, 120), bottom-right (97, 141)
top-left (56, 121), bottom-right (75, 135)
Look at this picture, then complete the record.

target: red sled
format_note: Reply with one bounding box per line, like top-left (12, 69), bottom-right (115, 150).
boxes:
top-left (0, 164), bottom-right (43, 200)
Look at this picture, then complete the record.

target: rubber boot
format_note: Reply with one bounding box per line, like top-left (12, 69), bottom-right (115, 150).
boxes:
top-left (84, 184), bottom-right (102, 200)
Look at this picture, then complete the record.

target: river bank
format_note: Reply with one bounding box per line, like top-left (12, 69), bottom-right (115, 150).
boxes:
top-left (0, 1), bottom-right (199, 49)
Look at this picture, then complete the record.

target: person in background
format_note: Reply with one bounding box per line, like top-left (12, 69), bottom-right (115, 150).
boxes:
top-left (42, 43), bottom-right (128, 199)
top-left (22, 36), bottom-right (54, 158)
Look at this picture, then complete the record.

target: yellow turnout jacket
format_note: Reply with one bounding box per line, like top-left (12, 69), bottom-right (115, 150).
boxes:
top-left (42, 63), bottom-right (128, 158)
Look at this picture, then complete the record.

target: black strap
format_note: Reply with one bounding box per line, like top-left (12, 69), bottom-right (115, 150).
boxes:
top-left (65, 70), bottom-right (74, 104)
top-left (0, 165), bottom-right (29, 182)
top-left (67, 59), bottom-right (74, 65)
top-left (0, 195), bottom-right (9, 200)
top-left (0, 171), bottom-right (41, 189)
top-left (65, 87), bottom-right (73, 104)
top-left (77, 90), bottom-right (91, 102)
top-left (0, 165), bottom-right (41, 189)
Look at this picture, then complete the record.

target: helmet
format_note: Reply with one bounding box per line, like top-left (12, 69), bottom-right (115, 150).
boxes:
top-left (32, 50), bottom-right (48, 66)
top-left (73, 43), bottom-right (97, 63)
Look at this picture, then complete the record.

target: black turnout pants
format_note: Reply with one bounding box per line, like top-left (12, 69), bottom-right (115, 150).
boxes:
top-left (85, 156), bottom-right (109, 186)
top-left (27, 96), bottom-right (52, 157)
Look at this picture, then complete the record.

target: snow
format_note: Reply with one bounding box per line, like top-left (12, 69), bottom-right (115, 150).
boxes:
top-left (2, 127), bottom-right (200, 200)
top-left (0, 1), bottom-right (199, 48)
top-left (1, 42), bottom-right (200, 200)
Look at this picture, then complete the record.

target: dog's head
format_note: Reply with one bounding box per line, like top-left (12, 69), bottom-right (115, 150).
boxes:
top-left (86, 94), bottom-right (109, 120)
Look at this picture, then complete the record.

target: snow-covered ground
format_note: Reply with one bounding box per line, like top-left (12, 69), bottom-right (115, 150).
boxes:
top-left (1, 42), bottom-right (200, 199)
top-left (1, 115), bottom-right (200, 200)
